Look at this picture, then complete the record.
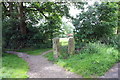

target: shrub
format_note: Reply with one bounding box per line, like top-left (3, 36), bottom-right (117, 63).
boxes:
top-left (59, 45), bottom-right (69, 59)
top-left (99, 34), bottom-right (120, 50)
top-left (80, 42), bottom-right (119, 61)
top-left (2, 18), bottom-right (53, 49)
top-left (73, 2), bottom-right (118, 44)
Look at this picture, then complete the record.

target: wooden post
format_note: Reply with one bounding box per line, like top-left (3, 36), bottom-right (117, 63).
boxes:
top-left (53, 38), bottom-right (60, 59)
top-left (68, 38), bottom-right (75, 54)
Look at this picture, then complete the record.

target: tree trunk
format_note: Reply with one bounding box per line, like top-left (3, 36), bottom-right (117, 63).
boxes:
top-left (116, 27), bottom-right (120, 34)
top-left (18, 2), bottom-right (27, 34)
top-left (9, 2), bottom-right (13, 17)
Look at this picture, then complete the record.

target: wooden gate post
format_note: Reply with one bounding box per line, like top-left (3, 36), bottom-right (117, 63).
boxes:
top-left (53, 38), bottom-right (60, 59)
top-left (68, 38), bottom-right (75, 54)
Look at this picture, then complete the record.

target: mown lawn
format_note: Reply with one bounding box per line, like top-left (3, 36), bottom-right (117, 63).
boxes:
top-left (1, 53), bottom-right (29, 78)
top-left (44, 42), bottom-right (119, 78)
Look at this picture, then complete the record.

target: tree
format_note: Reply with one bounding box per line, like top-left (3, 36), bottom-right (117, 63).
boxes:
top-left (18, 2), bottom-right (27, 34)
top-left (117, 1), bottom-right (120, 34)
top-left (72, 2), bottom-right (118, 43)
top-left (2, 2), bottom-right (71, 49)
top-left (62, 21), bottom-right (74, 34)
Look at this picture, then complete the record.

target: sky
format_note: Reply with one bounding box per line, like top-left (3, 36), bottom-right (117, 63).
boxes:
top-left (69, 0), bottom-right (98, 17)
top-left (34, 0), bottom-right (98, 28)
top-left (62, 0), bottom-right (98, 29)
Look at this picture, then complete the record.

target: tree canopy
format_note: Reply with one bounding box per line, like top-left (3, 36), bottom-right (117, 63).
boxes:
top-left (2, 2), bottom-right (119, 49)
top-left (72, 2), bottom-right (119, 44)
top-left (2, 2), bottom-right (71, 49)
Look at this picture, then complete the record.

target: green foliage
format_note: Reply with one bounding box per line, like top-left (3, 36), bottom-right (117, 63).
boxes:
top-left (73, 2), bottom-right (118, 43)
top-left (2, 2), bottom-right (70, 49)
top-left (44, 38), bottom-right (69, 60)
top-left (61, 21), bottom-right (74, 35)
top-left (60, 38), bottom-right (68, 46)
top-left (2, 18), bottom-right (20, 49)
top-left (60, 46), bottom-right (69, 59)
top-left (2, 18), bottom-right (53, 49)
top-left (80, 42), bottom-right (119, 58)
top-left (99, 34), bottom-right (120, 50)
top-left (1, 53), bottom-right (29, 78)
top-left (59, 38), bottom-right (69, 58)
top-left (44, 52), bottom-right (55, 61)
top-left (44, 42), bottom-right (119, 78)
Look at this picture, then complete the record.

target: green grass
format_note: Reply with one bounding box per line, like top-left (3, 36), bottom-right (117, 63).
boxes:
top-left (44, 42), bottom-right (119, 78)
top-left (16, 48), bottom-right (52, 55)
top-left (44, 52), bottom-right (55, 61)
top-left (1, 53), bottom-right (29, 78)
top-left (60, 38), bottom-right (68, 46)
top-left (1, 48), bottom-right (52, 78)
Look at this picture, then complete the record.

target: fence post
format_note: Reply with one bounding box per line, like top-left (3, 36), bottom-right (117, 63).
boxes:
top-left (68, 38), bottom-right (75, 54)
top-left (53, 38), bottom-right (60, 59)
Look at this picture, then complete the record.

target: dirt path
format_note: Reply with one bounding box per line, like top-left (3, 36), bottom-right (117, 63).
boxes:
top-left (6, 50), bottom-right (82, 78)
top-left (6, 51), bottom-right (119, 78)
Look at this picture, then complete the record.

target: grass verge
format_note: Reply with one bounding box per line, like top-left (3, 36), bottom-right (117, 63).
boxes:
top-left (1, 53), bottom-right (29, 78)
top-left (16, 48), bottom-right (52, 55)
top-left (2, 48), bottom-right (52, 78)
top-left (44, 42), bottom-right (119, 78)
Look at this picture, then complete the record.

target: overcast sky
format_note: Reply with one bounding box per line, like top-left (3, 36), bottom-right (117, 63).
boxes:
top-left (69, 0), bottom-right (98, 17)
top-left (62, 0), bottom-right (99, 29)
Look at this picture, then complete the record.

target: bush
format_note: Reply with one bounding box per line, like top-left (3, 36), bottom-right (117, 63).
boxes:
top-left (2, 18), bottom-right (53, 49)
top-left (59, 46), bottom-right (69, 59)
top-left (73, 2), bottom-right (118, 45)
top-left (99, 34), bottom-right (120, 50)
top-left (32, 43), bottom-right (52, 49)
top-left (80, 42), bottom-right (119, 61)
top-left (59, 39), bottom-right (69, 59)
top-left (2, 18), bottom-right (21, 49)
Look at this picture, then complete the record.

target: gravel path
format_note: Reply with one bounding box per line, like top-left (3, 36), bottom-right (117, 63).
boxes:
top-left (100, 63), bottom-right (119, 78)
top-left (6, 51), bottom-right (119, 78)
top-left (6, 50), bottom-right (82, 78)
